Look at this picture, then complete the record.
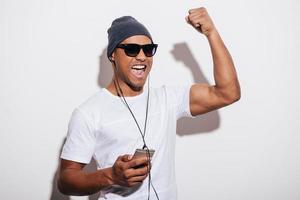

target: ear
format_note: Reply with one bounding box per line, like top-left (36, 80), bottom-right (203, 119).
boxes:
top-left (110, 53), bottom-right (117, 70)
top-left (110, 52), bottom-right (115, 62)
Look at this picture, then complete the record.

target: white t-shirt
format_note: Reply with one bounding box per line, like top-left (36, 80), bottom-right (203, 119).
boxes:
top-left (61, 85), bottom-right (193, 200)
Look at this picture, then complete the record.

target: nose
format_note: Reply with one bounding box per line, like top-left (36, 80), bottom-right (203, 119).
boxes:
top-left (135, 48), bottom-right (146, 61)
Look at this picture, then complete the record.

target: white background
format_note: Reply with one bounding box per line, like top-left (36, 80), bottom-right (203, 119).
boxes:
top-left (1, 0), bottom-right (300, 199)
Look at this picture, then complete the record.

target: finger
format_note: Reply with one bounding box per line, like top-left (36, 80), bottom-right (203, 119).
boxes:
top-left (187, 13), bottom-right (204, 24)
top-left (120, 154), bottom-right (133, 162)
top-left (188, 11), bottom-right (205, 19)
top-left (128, 174), bottom-right (148, 183)
top-left (189, 9), bottom-right (210, 24)
top-left (124, 165), bottom-right (150, 178)
top-left (186, 16), bottom-right (199, 28)
top-left (188, 15), bottom-right (208, 28)
top-left (125, 175), bottom-right (148, 187)
top-left (189, 7), bottom-right (206, 14)
top-left (127, 156), bottom-right (149, 168)
top-left (188, 8), bottom-right (199, 14)
top-left (185, 16), bottom-right (189, 23)
top-left (188, 18), bottom-right (202, 28)
top-left (188, 12), bottom-right (206, 21)
top-left (186, 16), bottom-right (193, 26)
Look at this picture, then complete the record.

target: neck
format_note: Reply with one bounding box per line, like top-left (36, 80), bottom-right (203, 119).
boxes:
top-left (106, 79), bottom-right (144, 97)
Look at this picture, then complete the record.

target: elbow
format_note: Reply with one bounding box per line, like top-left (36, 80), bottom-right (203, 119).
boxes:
top-left (57, 171), bottom-right (92, 196)
top-left (230, 92), bottom-right (241, 104)
top-left (231, 88), bottom-right (241, 103)
top-left (222, 85), bottom-right (241, 105)
top-left (57, 173), bottom-right (77, 196)
top-left (57, 177), bottom-right (70, 195)
top-left (234, 83), bottom-right (242, 102)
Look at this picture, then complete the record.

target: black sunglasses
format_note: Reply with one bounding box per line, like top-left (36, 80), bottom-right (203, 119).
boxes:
top-left (116, 43), bottom-right (158, 57)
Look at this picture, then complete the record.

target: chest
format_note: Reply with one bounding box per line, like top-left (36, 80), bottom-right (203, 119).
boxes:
top-left (99, 100), bottom-right (164, 150)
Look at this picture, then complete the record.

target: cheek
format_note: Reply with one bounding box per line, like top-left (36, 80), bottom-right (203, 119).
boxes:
top-left (115, 56), bottom-right (132, 69)
top-left (114, 50), bottom-right (131, 65)
top-left (147, 59), bottom-right (153, 70)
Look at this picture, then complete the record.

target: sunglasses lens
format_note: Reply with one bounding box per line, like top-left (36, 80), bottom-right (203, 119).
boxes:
top-left (143, 44), bottom-right (157, 57)
top-left (124, 44), bottom-right (140, 57)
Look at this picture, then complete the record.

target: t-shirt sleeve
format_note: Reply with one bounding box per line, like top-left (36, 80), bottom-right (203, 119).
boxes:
top-left (165, 85), bottom-right (194, 119)
top-left (60, 108), bottom-right (96, 164)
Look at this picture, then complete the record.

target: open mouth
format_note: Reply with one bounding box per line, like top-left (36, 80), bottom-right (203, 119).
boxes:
top-left (131, 64), bottom-right (147, 78)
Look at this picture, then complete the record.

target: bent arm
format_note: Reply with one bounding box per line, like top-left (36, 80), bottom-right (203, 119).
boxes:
top-left (190, 29), bottom-right (241, 116)
top-left (186, 7), bottom-right (241, 116)
top-left (57, 159), bottom-right (113, 196)
top-left (58, 155), bottom-right (151, 196)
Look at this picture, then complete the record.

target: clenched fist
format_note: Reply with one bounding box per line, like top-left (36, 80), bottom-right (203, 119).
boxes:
top-left (186, 7), bottom-right (216, 37)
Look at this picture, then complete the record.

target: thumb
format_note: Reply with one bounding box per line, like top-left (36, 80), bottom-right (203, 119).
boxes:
top-left (185, 16), bottom-right (195, 27)
top-left (121, 154), bottom-right (133, 162)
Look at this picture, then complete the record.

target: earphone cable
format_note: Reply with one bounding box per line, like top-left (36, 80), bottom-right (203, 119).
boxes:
top-left (113, 68), bottom-right (159, 200)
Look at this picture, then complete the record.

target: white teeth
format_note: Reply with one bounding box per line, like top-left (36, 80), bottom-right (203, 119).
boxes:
top-left (132, 65), bottom-right (146, 70)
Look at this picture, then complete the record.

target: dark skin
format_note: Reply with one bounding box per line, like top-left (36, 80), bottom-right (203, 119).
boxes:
top-left (58, 7), bottom-right (241, 196)
top-left (58, 155), bottom-right (150, 195)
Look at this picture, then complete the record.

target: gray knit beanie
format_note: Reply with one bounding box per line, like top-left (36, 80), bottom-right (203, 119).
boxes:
top-left (107, 16), bottom-right (153, 60)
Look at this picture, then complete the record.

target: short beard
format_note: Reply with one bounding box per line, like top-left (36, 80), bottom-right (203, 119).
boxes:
top-left (116, 72), bottom-right (144, 93)
top-left (127, 82), bottom-right (143, 92)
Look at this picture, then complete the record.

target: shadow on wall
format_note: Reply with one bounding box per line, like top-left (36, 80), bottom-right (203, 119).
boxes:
top-left (49, 139), bottom-right (100, 200)
top-left (98, 48), bottom-right (113, 88)
top-left (171, 42), bottom-right (220, 135)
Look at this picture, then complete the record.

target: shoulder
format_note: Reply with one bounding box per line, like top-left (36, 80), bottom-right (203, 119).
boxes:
top-left (154, 84), bottom-right (191, 99)
top-left (150, 85), bottom-right (190, 94)
top-left (149, 84), bottom-right (192, 105)
top-left (78, 89), bottom-right (105, 111)
top-left (73, 89), bottom-right (111, 124)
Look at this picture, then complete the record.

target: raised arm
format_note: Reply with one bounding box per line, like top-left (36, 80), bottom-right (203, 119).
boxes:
top-left (186, 7), bottom-right (241, 116)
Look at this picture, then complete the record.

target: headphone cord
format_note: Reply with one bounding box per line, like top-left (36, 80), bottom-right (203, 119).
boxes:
top-left (113, 71), bottom-right (159, 200)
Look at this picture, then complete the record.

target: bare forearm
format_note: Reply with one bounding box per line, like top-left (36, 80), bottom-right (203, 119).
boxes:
top-left (58, 167), bottom-right (113, 196)
top-left (207, 30), bottom-right (240, 102)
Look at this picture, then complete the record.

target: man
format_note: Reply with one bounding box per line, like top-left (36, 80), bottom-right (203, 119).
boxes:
top-left (58, 7), bottom-right (240, 200)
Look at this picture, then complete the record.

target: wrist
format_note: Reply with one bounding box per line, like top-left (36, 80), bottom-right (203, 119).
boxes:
top-left (100, 167), bottom-right (115, 187)
top-left (206, 28), bottom-right (219, 40)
